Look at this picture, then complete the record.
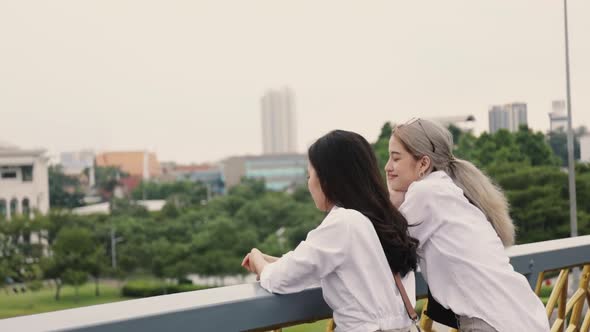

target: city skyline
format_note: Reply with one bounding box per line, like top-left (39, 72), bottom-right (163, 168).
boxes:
top-left (1, 1), bottom-right (589, 164)
top-left (488, 102), bottom-right (528, 134)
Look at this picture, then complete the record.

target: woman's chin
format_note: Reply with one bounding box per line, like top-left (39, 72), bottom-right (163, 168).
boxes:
top-left (389, 182), bottom-right (408, 192)
top-left (387, 181), bottom-right (401, 191)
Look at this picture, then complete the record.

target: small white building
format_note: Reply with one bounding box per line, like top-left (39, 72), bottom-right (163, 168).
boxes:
top-left (71, 200), bottom-right (166, 215)
top-left (0, 143), bottom-right (50, 219)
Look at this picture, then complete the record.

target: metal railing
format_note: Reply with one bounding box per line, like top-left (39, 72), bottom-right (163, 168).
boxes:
top-left (1, 235), bottom-right (589, 332)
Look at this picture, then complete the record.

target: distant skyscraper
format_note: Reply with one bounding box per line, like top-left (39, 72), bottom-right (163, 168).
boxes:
top-left (261, 87), bottom-right (297, 154)
top-left (488, 105), bottom-right (509, 134)
top-left (581, 135), bottom-right (590, 163)
top-left (549, 100), bottom-right (568, 132)
top-left (488, 102), bottom-right (528, 133)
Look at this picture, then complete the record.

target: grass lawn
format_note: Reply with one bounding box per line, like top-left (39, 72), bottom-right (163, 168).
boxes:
top-left (0, 282), bottom-right (132, 319)
top-left (284, 320), bottom-right (330, 332)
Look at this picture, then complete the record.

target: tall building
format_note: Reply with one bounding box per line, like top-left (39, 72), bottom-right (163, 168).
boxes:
top-left (549, 100), bottom-right (568, 132)
top-left (261, 87), bottom-right (297, 154)
top-left (581, 135), bottom-right (590, 163)
top-left (0, 143), bottom-right (50, 219)
top-left (508, 103), bottom-right (528, 131)
top-left (488, 102), bottom-right (528, 133)
top-left (488, 105), bottom-right (509, 134)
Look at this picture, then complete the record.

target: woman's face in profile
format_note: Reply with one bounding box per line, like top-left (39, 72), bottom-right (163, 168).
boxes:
top-left (307, 164), bottom-right (330, 211)
top-left (385, 135), bottom-right (421, 191)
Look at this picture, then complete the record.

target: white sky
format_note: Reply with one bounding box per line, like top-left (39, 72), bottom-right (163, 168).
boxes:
top-left (1, 1), bottom-right (589, 164)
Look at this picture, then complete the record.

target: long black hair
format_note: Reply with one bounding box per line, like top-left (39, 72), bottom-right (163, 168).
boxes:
top-left (308, 130), bottom-right (418, 276)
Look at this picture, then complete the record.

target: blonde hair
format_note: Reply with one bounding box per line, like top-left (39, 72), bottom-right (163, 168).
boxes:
top-left (393, 119), bottom-right (515, 247)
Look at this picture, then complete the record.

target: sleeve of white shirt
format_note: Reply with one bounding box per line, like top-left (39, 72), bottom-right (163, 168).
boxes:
top-left (399, 182), bottom-right (441, 248)
top-left (259, 212), bottom-right (351, 294)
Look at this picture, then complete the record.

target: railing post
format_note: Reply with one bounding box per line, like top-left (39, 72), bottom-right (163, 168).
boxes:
top-left (566, 265), bottom-right (590, 331)
top-left (535, 271), bottom-right (547, 296)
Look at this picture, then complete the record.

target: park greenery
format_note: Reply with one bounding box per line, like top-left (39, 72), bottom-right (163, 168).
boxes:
top-left (1, 122), bottom-right (589, 319)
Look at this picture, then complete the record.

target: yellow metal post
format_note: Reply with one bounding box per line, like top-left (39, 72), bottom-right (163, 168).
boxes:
top-left (419, 300), bottom-right (434, 332)
top-left (567, 265), bottom-right (590, 331)
top-left (325, 319), bottom-right (335, 332)
top-left (536, 271), bottom-right (547, 296)
top-left (547, 269), bottom-right (569, 319)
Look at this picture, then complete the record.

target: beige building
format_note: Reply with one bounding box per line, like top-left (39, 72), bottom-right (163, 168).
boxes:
top-left (95, 151), bottom-right (161, 179)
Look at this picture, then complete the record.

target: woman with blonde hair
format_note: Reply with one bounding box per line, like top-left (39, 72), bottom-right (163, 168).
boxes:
top-left (385, 118), bottom-right (549, 332)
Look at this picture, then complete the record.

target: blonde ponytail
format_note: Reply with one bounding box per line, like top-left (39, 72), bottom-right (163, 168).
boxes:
top-left (393, 119), bottom-right (515, 247)
top-left (447, 158), bottom-right (515, 246)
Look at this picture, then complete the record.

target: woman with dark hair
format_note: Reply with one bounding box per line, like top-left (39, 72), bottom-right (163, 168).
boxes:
top-left (242, 130), bottom-right (420, 332)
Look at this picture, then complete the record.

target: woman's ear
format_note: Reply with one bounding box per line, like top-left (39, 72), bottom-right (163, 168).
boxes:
top-left (420, 155), bottom-right (432, 174)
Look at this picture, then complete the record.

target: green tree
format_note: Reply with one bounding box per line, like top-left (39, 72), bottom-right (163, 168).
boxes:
top-left (0, 216), bottom-right (44, 291)
top-left (547, 129), bottom-right (581, 166)
top-left (94, 166), bottom-right (128, 200)
top-left (514, 126), bottom-right (559, 167)
top-left (373, 122), bottom-right (393, 174)
top-left (447, 124), bottom-right (463, 145)
top-left (227, 178), bottom-right (266, 200)
top-left (62, 269), bottom-right (88, 301)
top-left (190, 216), bottom-right (258, 276)
top-left (49, 165), bottom-right (85, 209)
top-left (110, 198), bottom-right (149, 217)
top-left (50, 227), bottom-right (99, 301)
top-left (87, 246), bottom-right (108, 296)
top-left (131, 180), bottom-right (208, 207)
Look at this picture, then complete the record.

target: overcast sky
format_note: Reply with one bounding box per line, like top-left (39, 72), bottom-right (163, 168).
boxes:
top-left (1, 1), bottom-right (589, 164)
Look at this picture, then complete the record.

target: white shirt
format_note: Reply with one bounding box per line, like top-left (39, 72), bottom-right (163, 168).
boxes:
top-left (400, 171), bottom-right (549, 332)
top-left (260, 206), bottom-right (416, 332)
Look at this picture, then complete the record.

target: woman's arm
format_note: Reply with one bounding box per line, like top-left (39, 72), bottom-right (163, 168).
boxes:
top-left (262, 253), bottom-right (279, 263)
top-left (256, 213), bottom-right (351, 294)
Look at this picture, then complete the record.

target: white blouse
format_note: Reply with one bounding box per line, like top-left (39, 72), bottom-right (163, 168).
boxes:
top-left (400, 171), bottom-right (549, 332)
top-left (260, 206), bottom-right (415, 332)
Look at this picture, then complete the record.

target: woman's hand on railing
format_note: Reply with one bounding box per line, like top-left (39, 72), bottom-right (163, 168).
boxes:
top-left (242, 248), bottom-right (270, 280)
top-left (241, 253), bottom-right (255, 273)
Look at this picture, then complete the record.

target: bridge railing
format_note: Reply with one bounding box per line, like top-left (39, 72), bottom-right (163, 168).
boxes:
top-left (1, 235), bottom-right (589, 332)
